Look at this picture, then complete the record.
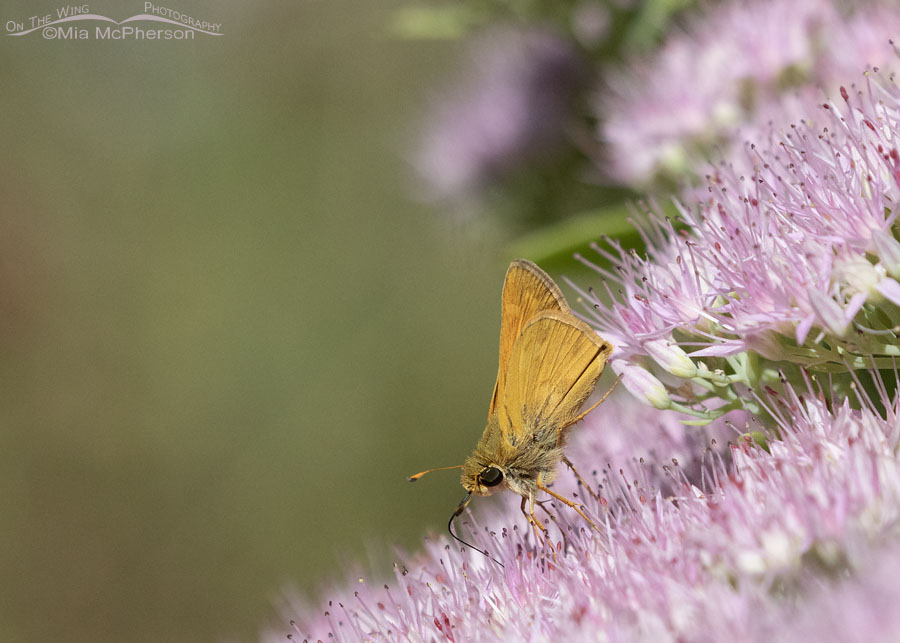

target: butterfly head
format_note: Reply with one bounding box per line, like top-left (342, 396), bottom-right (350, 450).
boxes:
top-left (461, 457), bottom-right (508, 496)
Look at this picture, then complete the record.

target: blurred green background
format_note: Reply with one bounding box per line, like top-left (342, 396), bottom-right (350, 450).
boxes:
top-left (0, 1), bottom-right (559, 640)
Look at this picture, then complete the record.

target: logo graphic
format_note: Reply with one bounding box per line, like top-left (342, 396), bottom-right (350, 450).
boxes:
top-left (6, 3), bottom-right (223, 40)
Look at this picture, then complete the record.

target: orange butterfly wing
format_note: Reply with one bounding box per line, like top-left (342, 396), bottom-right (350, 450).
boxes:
top-left (488, 260), bottom-right (569, 420)
top-left (499, 310), bottom-right (612, 443)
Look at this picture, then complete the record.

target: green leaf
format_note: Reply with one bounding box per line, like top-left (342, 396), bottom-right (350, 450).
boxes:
top-left (507, 203), bottom-right (639, 266)
top-left (387, 4), bottom-right (477, 40)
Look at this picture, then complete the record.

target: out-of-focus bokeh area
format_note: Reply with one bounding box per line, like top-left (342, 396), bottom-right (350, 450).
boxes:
top-left (0, 1), bottom-right (523, 641)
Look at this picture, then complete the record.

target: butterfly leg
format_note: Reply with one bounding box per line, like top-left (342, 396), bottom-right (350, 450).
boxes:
top-left (560, 374), bottom-right (622, 431)
top-left (530, 494), bottom-right (560, 562)
top-left (537, 482), bottom-right (602, 534)
top-left (529, 494), bottom-right (549, 536)
top-left (520, 495), bottom-right (548, 547)
top-left (562, 455), bottom-right (599, 500)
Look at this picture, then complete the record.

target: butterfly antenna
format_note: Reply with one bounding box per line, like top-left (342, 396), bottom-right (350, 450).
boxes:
top-left (407, 464), bottom-right (463, 482)
top-left (448, 492), bottom-right (504, 568)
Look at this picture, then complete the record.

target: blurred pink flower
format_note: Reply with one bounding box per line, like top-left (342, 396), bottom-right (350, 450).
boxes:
top-left (415, 27), bottom-right (585, 211)
top-left (600, 0), bottom-right (900, 187)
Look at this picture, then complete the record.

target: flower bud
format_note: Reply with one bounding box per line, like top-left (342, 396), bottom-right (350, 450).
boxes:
top-left (643, 338), bottom-right (698, 379)
top-left (873, 230), bottom-right (900, 281)
top-left (807, 289), bottom-right (849, 338)
top-left (831, 254), bottom-right (884, 300)
top-left (744, 331), bottom-right (784, 362)
top-left (876, 278), bottom-right (900, 307)
top-left (614, 361), bottom-right (672, 410)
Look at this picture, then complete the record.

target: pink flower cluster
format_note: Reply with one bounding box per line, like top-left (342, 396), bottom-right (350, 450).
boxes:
top-left (578, 74), bottom-right (900, 418)
top-left (268, 378), bottom-right (900, 641)
top-left (601, 0), bottom-right (900, 187)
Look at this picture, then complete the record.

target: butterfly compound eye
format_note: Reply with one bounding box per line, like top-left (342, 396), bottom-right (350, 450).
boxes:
top-left (479, 467), bottom-right (503, 487)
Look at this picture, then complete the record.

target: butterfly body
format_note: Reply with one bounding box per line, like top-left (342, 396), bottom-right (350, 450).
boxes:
top-left (462, 260), bottom-right (612, 519)
top-left (410, 259), bottom-right (613, 555)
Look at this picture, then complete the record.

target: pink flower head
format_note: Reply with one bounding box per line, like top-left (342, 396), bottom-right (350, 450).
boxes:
top-left (269, 377), bottom-right (900, 641)
top-left (578, 74), bottom-right (900, 419)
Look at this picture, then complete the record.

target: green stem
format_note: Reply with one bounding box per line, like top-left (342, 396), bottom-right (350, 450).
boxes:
top-left (669, 401), bottom-right (727, 420)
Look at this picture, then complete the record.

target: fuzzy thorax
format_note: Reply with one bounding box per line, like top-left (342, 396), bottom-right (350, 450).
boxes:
top-left (461, 413), bottom-right (564, 498)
